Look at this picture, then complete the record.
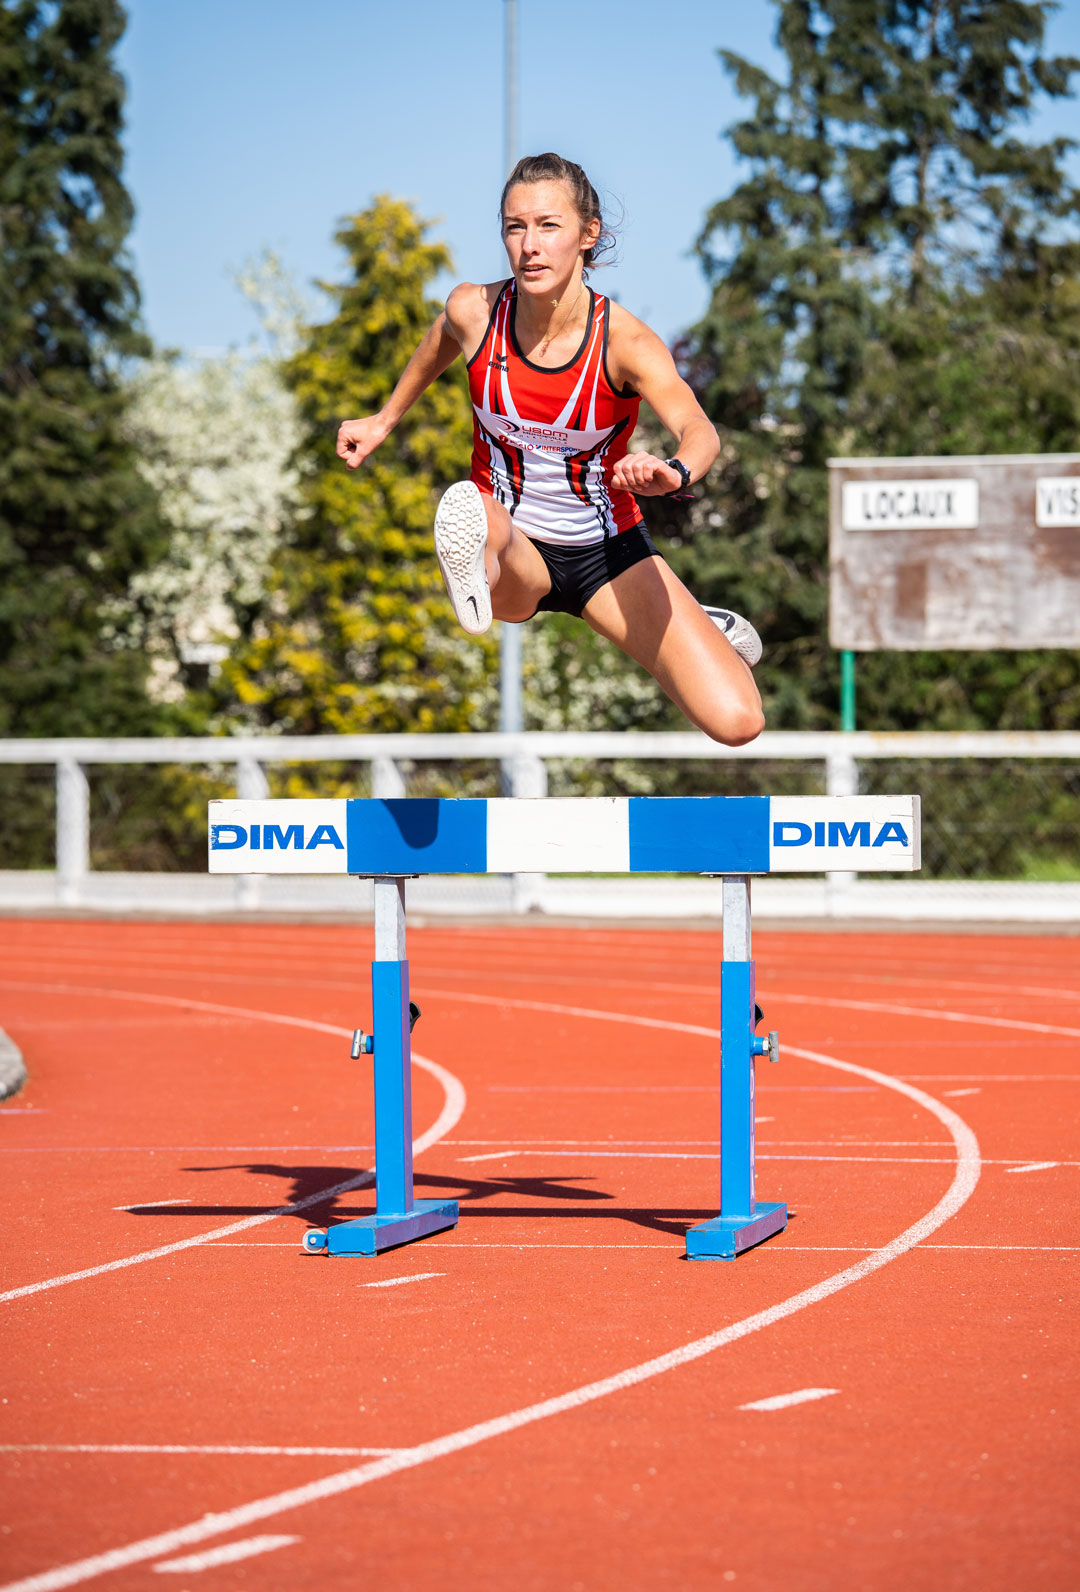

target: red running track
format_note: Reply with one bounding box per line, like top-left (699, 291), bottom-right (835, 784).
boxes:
top-left (0, 917), bottom-right (1077, 1590)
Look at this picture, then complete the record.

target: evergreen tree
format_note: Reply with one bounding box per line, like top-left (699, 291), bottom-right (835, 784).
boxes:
top-left (0, 0), bottom-right (163, 735)
top-left (217, 197), bottom-right (496, 740)
top-left (670, 0), bottom-right (1080, 730)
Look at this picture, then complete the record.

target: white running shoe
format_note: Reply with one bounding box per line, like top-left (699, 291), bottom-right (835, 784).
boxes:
top-left (702, 605), bottom-right (763, 667)
top-left (434, 480), bottom-right (492, 636)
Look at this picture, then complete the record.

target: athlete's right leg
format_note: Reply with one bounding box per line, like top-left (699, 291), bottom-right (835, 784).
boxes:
top-left (434, 481), bottom-right (550, 633)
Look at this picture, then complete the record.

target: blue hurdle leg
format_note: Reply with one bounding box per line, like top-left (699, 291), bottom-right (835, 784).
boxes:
top-left (322, 876), bottom-right (458, 1256)
top-left (372, 955), bottom-right (414, 1216)
top-left (686, 875), bottom-right (787, 1260)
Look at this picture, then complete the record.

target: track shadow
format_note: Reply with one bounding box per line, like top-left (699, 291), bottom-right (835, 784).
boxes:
top-left (125, 1157), bottom-right (784, 1241)
top-left (138, 1162), bottom-right (623, 1230)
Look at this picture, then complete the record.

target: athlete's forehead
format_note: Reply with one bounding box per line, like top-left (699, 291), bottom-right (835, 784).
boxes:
top-left (501, 179), bottom-right (577, 222)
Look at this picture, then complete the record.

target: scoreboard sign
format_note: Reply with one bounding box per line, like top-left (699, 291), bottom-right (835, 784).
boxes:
top-left (829, 453), bottom-right (1080, 650)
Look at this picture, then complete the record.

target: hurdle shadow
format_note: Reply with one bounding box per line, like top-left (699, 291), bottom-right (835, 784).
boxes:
top-left (134, 1162), bottom-right (711, 1239)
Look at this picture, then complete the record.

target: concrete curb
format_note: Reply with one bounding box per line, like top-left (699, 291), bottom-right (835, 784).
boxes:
top-left (0, 1028), bottom-right (26, 1101)
top-left (2, 870), bottom-right (1079, 925)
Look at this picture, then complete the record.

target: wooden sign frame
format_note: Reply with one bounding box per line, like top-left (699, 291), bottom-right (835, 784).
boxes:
top-left (828, 454), bottom-right (1080, 650)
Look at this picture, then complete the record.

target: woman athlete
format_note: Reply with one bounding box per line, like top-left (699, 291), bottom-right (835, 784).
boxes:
top-left (336, 152), bottom-right (765, 746)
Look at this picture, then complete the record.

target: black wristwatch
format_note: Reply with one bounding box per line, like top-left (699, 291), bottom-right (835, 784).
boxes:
top-left (663, 456), bottom-right (692, 496)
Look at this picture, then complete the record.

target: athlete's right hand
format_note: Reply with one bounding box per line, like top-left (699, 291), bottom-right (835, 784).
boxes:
top-left (336, 414), bottom-right (389, 470)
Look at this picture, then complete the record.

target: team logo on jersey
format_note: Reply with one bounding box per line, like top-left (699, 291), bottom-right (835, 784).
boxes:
top-left (487, 352), bottom-right (509, 371)
top-left (496, 418), bottom-right (576, 455)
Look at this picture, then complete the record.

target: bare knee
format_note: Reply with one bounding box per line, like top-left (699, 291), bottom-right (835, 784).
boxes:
top-left (696, 687), bottom-right (765, 747)
top-left (716, 706), bottom-right (766, 746)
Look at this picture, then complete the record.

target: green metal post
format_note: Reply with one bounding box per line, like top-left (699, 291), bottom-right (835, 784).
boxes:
top-left (840, 650), bottom-right (856, 733)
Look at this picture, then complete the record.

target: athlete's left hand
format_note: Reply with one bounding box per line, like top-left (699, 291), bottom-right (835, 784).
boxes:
top-left (610, 452), bottom-right (683, 496)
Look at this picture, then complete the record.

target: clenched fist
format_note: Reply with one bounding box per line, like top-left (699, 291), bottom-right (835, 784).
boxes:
top-left (336, 414), bottom-right (390, 470)
top-left (609, 452), bottom-right (683, 497)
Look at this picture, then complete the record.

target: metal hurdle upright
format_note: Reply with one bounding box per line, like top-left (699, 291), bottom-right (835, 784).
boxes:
top-left (208, 795), bottom-right (921, 1261)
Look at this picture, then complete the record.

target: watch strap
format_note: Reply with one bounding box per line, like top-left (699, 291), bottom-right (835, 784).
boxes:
top-left (663, 457), bottom-right (693, 498)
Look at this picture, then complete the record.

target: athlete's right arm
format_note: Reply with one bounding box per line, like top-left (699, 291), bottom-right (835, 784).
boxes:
top-left (335, 311), bottom-right (462, 470)
top-left (335, 283), bottom-right (493, 470)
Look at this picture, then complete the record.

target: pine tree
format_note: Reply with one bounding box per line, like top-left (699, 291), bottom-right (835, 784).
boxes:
top-left (671, 0), bottom-right (1080, 730)
top-left (0, 0), bottom-right (164, 736)
top-left (217, 197), bottom-right (496, 741)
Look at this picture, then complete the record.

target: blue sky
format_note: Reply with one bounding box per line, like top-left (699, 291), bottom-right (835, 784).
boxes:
top-left (117, 0), bottom-right (1080, 356)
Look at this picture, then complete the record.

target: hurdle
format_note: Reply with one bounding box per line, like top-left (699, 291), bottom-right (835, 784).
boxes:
top-left (208, 794), bottom-right (920, 1259)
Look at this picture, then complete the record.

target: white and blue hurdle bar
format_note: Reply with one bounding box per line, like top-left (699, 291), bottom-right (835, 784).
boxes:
top-left (208, 794), bottom-right (921, 1260)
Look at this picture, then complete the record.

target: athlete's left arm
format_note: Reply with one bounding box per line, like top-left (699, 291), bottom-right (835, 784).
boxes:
top-left (607, 313), bottom-right (720, 497)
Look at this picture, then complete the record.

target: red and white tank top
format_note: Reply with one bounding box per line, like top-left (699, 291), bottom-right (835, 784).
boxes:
top-left (467, 281), bottom-right (644, 545)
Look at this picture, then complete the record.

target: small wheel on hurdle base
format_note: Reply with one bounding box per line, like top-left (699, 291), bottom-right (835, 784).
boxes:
top-left (302, 1229), bottom-right (328, 1254)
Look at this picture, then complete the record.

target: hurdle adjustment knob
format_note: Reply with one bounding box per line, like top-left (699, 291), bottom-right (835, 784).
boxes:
top-left (350, 1028), bottom-right (374, 1058)
top-left (767, 1030), bottom-right (780, 1064)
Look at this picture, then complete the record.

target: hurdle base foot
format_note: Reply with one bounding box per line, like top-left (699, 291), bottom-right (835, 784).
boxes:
top-left (685, 1201), bottom-right (787, 1260)
top-left (324, 1199), bottom-right (459, 1256)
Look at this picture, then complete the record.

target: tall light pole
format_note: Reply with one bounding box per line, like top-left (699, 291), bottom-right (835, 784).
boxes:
top-left (499, 0), bottom-right (523, 762)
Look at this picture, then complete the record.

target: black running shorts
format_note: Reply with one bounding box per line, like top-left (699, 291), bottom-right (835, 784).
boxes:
top-left (530, 522), bottom-right (660, 618)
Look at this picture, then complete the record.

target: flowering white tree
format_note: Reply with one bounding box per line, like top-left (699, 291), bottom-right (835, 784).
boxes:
top-left (117, 255), bottom-right (307, 702)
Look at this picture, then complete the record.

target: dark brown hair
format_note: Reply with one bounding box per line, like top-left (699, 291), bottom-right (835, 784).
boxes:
top-left (500, 152), bottom-right (617, 272)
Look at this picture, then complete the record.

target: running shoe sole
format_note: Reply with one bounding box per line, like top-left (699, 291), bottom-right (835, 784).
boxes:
top-left (434, 481), bottom-right (492, 636)
top-left (702, 605), bottom-right (763, 667)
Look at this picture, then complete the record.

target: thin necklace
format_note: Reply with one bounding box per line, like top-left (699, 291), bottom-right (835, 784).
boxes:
top-left (535, 280), bottom-right (586, 359)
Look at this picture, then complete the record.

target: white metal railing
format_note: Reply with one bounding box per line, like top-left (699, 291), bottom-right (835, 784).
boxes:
top-left (2, 730), bottom-right (1079, 910)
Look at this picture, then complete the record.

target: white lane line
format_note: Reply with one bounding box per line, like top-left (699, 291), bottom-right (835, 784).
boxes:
top-left (441, 1244), bottom-right (1077, 1253)
top-left (5, 947), bottom-right (1080, 1020)
top-left (0, 1445), bottom-right (398, 1457)
top-left (0, 984), bottom-right (465, 1307)
top-left (901, 1075), bottom-right (1080, 1082)
top-left (1, 1146), bottom-right (377, 1155)
top-left (488, 1084), bottom-right (872, 1092)
top-left (770, 991), bottom-right (1080, 1042)
top-left (152, 1536), bottom-right (298, 1573)
top-left (362, 1273), bottom-right (444, 1290)
top-left (213, 1243), bottom-right (672, 1250)
top-left (739, 1387), bottom-right (839, 1413)
top-left (0, 1179), bottom-right (372, 1305)
top-left (12, 948), bottom-right (1080, 1037)
top-left (0, 1042), bottom-right (981, 1592)
top-left (447, 1139), bottom-right (953, 1147)
top-left (476, 1148), bottom-right (1062, 1167)
top-left (942, 1088), bottom-right (981, 1097)
top-left (113, 1200), bottom-right (191, 1212)
top-left (418, 982), bottom-right (1080, 1044)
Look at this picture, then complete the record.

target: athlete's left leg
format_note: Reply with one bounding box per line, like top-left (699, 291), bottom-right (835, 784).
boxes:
top-left (582, 555), bottom-right (765, 746)
top-left (434, 481), bottom-right (550, 634)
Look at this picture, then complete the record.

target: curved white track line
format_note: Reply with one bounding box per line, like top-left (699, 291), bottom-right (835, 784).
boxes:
top-left (7, 962), bottom-right (1080, 1040)
top-left (0, 999), bottom-right (981, 1592)
top-left (0, 983), bottom-right (465, 1306)
top-left (775, 991), bottom-right (1080, 1041)
top-left (411, 983), bottom-right (1080, 1044)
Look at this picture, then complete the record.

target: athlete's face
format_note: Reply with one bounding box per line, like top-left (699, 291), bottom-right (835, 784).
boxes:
top-left (501, 180), bottom-right (600, 296)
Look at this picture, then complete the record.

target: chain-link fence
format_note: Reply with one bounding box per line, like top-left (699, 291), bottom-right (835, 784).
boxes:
top-left (861, 759), bottom-right (1080, 881)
